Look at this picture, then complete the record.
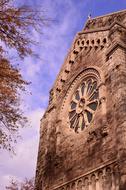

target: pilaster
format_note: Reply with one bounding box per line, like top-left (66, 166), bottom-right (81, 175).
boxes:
top-left (107, 22), bottom-right (126, 190)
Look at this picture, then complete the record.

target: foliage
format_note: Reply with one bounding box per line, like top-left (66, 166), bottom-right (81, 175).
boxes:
top-left (0, 0), bottom-right (48, 58)
top-left (0, 57), bottom-right (28, 151)
top-left (6, 177), bottom-right (34, 190)
top-left (0, 0), bottom-right (49, 151)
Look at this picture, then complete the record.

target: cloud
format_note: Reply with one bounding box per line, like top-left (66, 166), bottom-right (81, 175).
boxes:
top-left (0, 1), bottom-right (91, 189)
top-left (0, 139), bottom-right (37, 189)
top-left (0, 108), bottom-right (44, 189)
top-left (17, 0), bottom-right (90, 114)
top-left (0, 1), bottom-right (90, 189)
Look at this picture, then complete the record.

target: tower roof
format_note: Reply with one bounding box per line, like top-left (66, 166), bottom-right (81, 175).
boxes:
top-left (84, 9), bottom-right (126, 31)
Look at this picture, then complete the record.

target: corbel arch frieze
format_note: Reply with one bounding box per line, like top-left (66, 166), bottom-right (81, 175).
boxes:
top-left (52, 161), bottom-right (119, 190)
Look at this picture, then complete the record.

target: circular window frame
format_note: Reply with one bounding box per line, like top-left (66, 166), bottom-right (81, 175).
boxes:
top-left (69, 76), bottom-right (99, 132)
top-left (60, 67), bottom-right (104, 133)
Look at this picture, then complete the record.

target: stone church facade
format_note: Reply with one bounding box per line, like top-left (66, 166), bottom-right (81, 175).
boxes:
top-left (35, 10), bottom-right (126, 190)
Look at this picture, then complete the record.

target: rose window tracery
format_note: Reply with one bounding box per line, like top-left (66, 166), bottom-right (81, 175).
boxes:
top-left (69, 77), bottom-right (99, 132)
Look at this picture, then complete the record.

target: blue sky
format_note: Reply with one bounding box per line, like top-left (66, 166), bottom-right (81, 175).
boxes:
top-left (0, 0), bottom-right (126, 189)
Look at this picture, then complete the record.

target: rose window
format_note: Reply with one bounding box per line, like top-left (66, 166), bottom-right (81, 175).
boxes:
top-left (69, 77), bottom-right (99, 132)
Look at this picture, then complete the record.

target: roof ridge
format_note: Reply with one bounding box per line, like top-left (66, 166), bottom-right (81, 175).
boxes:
top-left (91, 9), bottom-right (126, 20)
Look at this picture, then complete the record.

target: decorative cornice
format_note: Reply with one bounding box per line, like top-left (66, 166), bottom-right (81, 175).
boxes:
top-left (78, 21), bottom-right (126, 35)
top-left (83, 10), bottom-right (126, 32)
top-left (89, 9), bottom-right (126, 20)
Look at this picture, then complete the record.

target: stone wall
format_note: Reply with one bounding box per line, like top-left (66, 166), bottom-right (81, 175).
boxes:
top-left (52, 161), bottom-right (119, 190)
top-left (35, 10), bottom-right (126, 190)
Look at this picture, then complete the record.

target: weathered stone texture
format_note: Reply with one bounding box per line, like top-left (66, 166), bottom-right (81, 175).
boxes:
top-left (35, 10), bottom-right (126, 190)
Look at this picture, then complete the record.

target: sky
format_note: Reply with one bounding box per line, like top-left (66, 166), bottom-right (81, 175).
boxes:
top-left (0, 0), bottom-right (126, 189)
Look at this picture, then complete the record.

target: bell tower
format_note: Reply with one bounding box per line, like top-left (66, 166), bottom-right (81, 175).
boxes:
top-left (35, 10), bottom-right (126, 190)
